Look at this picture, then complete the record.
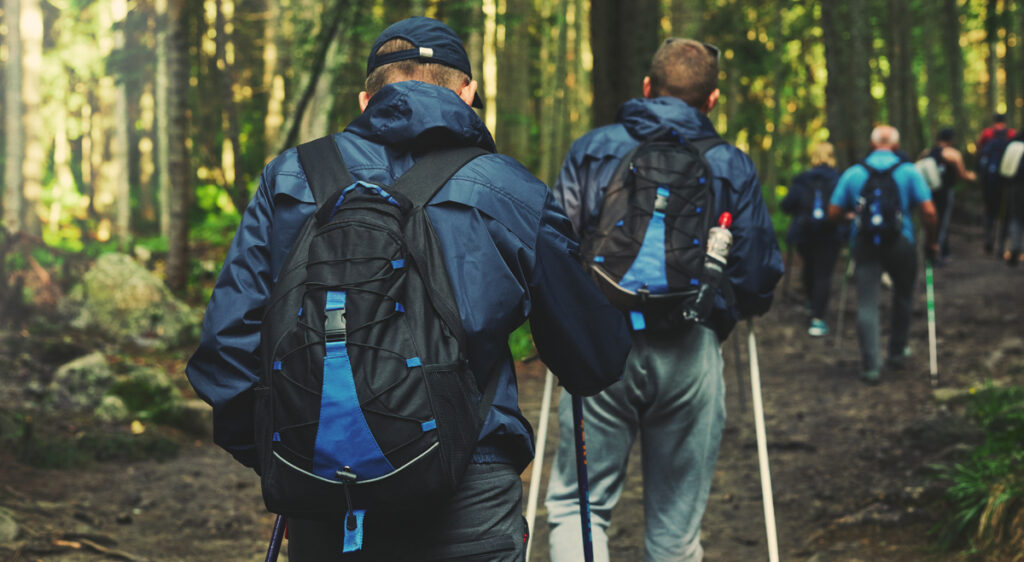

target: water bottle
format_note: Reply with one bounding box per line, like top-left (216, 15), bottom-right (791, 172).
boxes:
top-left (682, 213), bottom-right (733, 323)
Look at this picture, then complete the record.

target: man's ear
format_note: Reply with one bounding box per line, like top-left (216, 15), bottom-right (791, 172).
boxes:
top-left (642, 76), bottom-right (653, 99)
top-left (703, 88), bottom-right (721, 114)
top-left (458, 80), bottom-right (479, 107)
top-left (358, 91), bottom-right (371, 113)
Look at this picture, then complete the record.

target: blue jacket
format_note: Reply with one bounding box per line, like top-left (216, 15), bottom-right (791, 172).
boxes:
top-left (830, 150), bottom-right (932, 244)
top-left (186, 80), bottom-right (630, 472)
top-left (781, 165), bottom-right (844, 246)
top-left (553, 96), bottom-right (783, 339)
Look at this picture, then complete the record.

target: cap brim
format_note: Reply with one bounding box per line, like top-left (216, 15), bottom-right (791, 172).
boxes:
top-left (472, 92), bottom-right (484, 109)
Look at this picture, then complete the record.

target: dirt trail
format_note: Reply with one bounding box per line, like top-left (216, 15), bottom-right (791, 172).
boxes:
top-left (1, 222), bottom-right (1022, 561)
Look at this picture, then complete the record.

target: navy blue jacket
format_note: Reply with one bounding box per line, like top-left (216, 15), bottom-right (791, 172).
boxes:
top-left (554, 96), bottom-right (783, 338)
top-left (186, 81), bottom-right (630, 472)
top-left (781, 165), bottom-right (844, 246)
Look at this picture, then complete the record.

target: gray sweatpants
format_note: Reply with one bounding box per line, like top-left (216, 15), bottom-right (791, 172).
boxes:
top-left (287, 463), bottom-right (527, 561)
top-left (545, 326), bottom-right (726, 562)
top-left (854, 237), bottom-right (918, 372)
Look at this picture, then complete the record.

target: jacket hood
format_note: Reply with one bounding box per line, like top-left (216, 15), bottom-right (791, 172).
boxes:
top-left (617, 96), bottom-right (718, 142)
top-left (345, 80), bottom-right (496, 153)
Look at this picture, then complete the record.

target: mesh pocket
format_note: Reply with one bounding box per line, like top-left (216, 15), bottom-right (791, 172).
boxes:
top-left (423, 364), bottom-right (481, 489)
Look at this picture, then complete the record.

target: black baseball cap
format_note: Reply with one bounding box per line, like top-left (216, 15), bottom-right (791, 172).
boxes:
top-left (366, 17), bottom-right (483, 109)
top-left (937, 127), bottom-right (954, 141)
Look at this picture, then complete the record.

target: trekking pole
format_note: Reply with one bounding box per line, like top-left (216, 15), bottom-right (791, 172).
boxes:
top-left (747, 319), bottom-right (780, 562)
top-left (925, 260), bottom-right (938, 387)
top-left (524, 369), bottom-right (555, 562)
top-left (834, 252), bottom-right (854, 349)
top-left (571, 394), bottom-right (595, 562)
top-left (265, 514), bottom-right (286, 562)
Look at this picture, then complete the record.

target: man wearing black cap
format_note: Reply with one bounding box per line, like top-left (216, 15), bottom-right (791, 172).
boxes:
top-left (186, 16), bottom-right (630, 561)
top-left (919, 128), bottom-right (976, 261)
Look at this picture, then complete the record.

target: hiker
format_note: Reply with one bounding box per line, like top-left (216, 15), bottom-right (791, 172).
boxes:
top-left (977, 113), bottom-right (1017, 255)
top-left (828, 125), bottom-right (938, 385)
top-left (185, 16), bottom-right (631, 561)
top-left (916, 128), bottom-right (976, 263)
top-left (781, 141), bottom-right (843, 336)
top-left (1005, 128), bottom-right (1024, 266)
top-left (544, 38), bottom-right (783, 562)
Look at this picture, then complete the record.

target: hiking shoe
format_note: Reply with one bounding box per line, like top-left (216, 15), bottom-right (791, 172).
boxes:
top-left (860, 369), bottom-right (881, 385)
top-left (808, 318), bottom-right (828, 337)
top-left (886, 346), bottom-right (913, 370)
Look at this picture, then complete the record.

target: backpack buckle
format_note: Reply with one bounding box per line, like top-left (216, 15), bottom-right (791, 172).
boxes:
top-left (325, 308), bottom-right (347, 341)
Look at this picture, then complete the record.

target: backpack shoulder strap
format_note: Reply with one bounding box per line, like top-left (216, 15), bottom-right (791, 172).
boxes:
top-left (296, 135), bottom-right (354, 206)
top-left (390, 146), bottom-right (491, 208)
top-left (691, 136), bottom-right (727, 155)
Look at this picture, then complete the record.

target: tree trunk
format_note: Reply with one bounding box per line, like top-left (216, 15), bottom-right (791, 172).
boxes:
top-left (112, 0), bottom-right (133, 247)
top-left (216, 0), bottom-right (248, 213)
top-left (495, 0), bottom-right (531, 163)
top-left (3, 0), bottom-right (24, 234)
top-left (165, 0), bottom-right (192, 292)
top-left (20, 0), bottom-right (44, 236)
top-left (156, 0), bottom-right (172, 237)
top-left (589, 0), bottom-right (661, 127)
top-left (942, 0), bottom-right (968, 149)
top-left (886, 0), bottom-right (923, 156)
top-left (821, 0), bottom-right (873, 168)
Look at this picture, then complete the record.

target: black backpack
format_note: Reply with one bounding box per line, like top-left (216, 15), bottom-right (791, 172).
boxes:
top-left (980, 128), bottom-right (1011, 184)
top-left (580, 133), bottom-right (726, 331)
top-left (803, 172), bottom-right (834, 234)
top-left (255, 136), bottom-right (497, 523)
top-left (856, 161), bottom-right (904, 247)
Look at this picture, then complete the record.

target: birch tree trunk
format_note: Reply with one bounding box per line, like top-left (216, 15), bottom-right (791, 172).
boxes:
top-left (3, 0), bottom-right (24, 234)
top-left (20, 0), bottom-right (44, 236)
top-left (112, 0), bottom-right (133, 246)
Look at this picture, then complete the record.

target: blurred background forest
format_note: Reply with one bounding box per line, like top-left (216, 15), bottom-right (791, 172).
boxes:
top-left (0, 0), bottom-right (1022, 302)
top-left (2, 1), bottom-right (1024, 560)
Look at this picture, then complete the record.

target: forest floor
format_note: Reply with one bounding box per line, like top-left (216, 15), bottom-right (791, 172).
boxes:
top-left (1, 220), bottom-right (1022, 562)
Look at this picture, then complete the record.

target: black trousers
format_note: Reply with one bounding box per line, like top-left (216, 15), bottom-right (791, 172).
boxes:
top-left (798, 237), bottom-right (841, 319)
top-left (983, 179), bottom-right (1010, 251)
top-left (287, 463), bottom-right (527, 561)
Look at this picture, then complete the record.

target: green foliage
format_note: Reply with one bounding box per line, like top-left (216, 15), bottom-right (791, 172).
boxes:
top-left (509, 322), bottom-right (535, 362)
top-left (931, 384), bottom-right (1024, 552)
top-left (190, 183), bottom-right (243, 247)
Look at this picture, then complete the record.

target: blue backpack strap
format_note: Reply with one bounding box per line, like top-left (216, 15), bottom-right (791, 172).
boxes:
top-left (296, 135), bottom-right (354, 207)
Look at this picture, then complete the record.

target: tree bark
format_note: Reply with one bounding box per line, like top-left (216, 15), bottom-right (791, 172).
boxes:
top-left (3, 0), bottom-right (24, 234)
top-left (942, 0), bottom-right (968, 148)
top-left (165, 0), bottom-right (192, 292)
top-left (589, 0), bottom-right (661, 127)
top-left (156, 0), bottom-right (171, 237)
top-left (886, 0), bottom-right (923, 156)
top-left (495, 0), bottom-right (531, 163)
top-left (985, 0), bottom-right (1000, 116)
top-left (112, 0), bottom-right (133, 247)
top-left (216, 0), bottom-right (248, 213)
top-left (20, 0), bottom-right (44, 236)
top-left (821, 0), bottom-right (872, 168)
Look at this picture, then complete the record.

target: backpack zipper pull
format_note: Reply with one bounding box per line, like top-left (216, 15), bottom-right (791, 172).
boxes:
top-left (337, 466), bottom-right (358, 531)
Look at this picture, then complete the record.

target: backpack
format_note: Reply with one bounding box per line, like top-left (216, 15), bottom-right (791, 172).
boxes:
top-left (999, 139), bottom-right (1024, 179)
top-left (856, 161), bottom-right (904, 247)
top-left (255, 136), bottom-right (497, 524)
top-left (803, 172), bottom-right (834, 233)
top-left (980, 128), bottom-right (1011, 183)
top-left (580, 133), bottom-right (727, 331)
top-left (915, 156), bottom-right (943, 191)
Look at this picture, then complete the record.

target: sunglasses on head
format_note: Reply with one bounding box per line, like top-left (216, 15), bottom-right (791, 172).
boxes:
top-left (664, 38), bottom-right (721, 61)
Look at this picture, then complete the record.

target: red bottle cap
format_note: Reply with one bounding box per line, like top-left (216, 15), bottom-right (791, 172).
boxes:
top-left (718, 212), bottom-right (733, 229)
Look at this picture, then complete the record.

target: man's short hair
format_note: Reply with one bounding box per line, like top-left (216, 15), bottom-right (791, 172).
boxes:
top-left (365, 38), bottom-right (470, 97)
top-left (870, 125), bottom-right (900, 148)
top-left (937, 128), bottom-right (955, 142)
top-left (647, 38), bottom-right (719, 109)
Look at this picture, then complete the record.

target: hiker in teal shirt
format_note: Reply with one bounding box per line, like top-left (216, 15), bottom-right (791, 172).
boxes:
top-left (828, 125), bottom-right (938, 384)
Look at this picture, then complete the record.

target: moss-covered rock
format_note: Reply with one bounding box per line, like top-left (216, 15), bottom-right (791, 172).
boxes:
top-left (108, 366), bottom-right (182, 417)
top-left (94, 395), bottom-right (131, 424)
top-left (66, 253), bottom-right (197, 350)
top-left (46, 351), bottom-right (115, 412)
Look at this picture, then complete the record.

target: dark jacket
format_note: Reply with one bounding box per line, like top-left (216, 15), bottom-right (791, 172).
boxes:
top-left (781, 165), bottom-right (843, 246)
top-left (553, 96), bottom-right (783, 339)
top-left (186, 80), bottom-right (630, 472)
